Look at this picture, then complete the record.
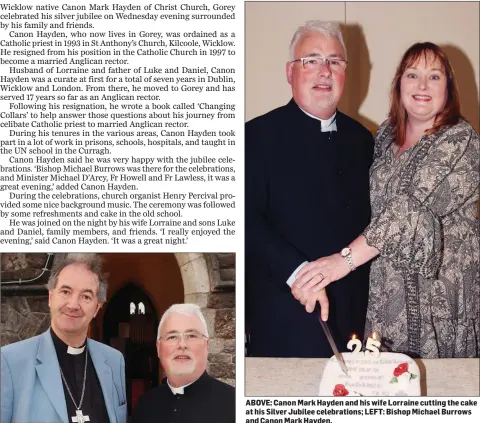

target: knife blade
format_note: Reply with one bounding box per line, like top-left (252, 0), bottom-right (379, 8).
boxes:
top-left (318, 317), bottom-right (348, 374)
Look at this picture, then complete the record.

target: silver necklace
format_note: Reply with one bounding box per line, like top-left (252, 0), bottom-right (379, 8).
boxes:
top-left (59, 348), bottom-right (90, 423)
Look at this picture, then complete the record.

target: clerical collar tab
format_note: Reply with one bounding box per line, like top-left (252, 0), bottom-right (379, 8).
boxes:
top-left (67, 345), bottom-right (86, 355)
top-left (170, 386), bottom-right (184, 395)
top-left (167, 379), bottom-right (195, 395)
top-left (299, 107), bottom-right (337, 132)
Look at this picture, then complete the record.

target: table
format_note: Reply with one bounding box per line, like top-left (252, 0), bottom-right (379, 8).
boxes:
top-left (245, 358), bottom-right (480, 396)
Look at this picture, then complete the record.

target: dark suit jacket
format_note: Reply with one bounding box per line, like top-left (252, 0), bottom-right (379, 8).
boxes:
top-left (131, 372), bottom-right (235, 423)
top-left (246, 100), bottom-right (374, 357)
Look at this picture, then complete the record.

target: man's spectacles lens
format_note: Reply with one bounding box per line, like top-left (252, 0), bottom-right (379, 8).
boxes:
top-left (162, 331), bottom-right (206, 345)
top-left (296, 57), bottom-right (347, 72)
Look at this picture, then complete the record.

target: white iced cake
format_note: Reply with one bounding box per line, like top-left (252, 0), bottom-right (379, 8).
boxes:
top-left (318, 352), bottom-right (421, 396)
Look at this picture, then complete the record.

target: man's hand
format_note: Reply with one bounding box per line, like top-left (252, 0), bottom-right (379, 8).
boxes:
top-left (291, 254), bottom-right (350, 293)
top-left (292, 286), bottom-right (329, 321)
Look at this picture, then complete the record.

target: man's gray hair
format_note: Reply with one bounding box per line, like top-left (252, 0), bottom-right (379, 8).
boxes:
top-left (157, 303), bottom-right (209, 340)
top-left (289, 21), bottom-right (347, 61)
top-left (47, 253), bottom-right (108, 302)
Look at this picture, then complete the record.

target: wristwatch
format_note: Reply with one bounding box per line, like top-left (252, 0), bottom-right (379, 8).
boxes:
top-left (340, 247), bottom-right (356, 272)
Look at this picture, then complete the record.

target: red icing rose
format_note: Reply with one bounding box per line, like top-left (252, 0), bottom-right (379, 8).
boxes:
top-left (393, 363), bottom-right (409, 377)
top-left (333, 384), bottom-right (349, 396)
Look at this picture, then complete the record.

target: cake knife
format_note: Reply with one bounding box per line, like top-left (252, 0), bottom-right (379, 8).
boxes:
top-left (318, 317), bottom-right (348, 374)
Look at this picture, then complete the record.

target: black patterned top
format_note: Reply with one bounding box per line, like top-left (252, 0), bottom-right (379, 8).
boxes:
top-left (363, 119), bottom-right (479, 358)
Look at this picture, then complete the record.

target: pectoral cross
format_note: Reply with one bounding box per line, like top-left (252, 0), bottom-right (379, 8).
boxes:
top-left (71, 410), bottom-right (90, 423)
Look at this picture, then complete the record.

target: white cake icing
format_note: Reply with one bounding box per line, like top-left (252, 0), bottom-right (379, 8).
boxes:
top-left (318, 352), bottom-right (421, 396)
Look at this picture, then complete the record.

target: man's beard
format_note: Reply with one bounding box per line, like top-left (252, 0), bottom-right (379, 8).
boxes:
top-left (312, 91), bottom-right (337, 109)
top-left (169, 358), bottom-right (196, 376)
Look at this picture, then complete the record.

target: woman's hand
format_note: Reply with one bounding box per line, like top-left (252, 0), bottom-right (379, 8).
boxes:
top-left (291, 253), bottom-right (350, 293)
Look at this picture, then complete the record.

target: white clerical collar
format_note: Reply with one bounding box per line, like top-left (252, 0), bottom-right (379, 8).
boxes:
top-left (167, 379), bottom-right (194, 395)
top-left (67, 345), bottom-right (86, 355)
top-left (299, 108), bottom-right (337, 132)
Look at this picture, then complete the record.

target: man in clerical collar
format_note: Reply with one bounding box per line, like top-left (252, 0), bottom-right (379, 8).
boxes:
top-left (246, 20), bottom-right (374, 357)
top-left (132, 304), bottom-right (235, 423)
top-left (1, 253), bottom-right (127, 423)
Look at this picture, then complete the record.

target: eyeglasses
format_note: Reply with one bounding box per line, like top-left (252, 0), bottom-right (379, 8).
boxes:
top-left (291, 56), bottom-right (348, 72)
top-left (159, 331), bottom-right (208, 346)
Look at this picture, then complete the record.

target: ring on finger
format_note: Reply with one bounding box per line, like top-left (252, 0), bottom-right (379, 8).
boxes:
top-left (318, 272), bottom-right (325, 280)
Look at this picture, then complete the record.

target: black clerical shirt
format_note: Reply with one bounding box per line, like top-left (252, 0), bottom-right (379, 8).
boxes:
top-left (246, 100), bottom-right (374, 357)
top-left (51, 328), bottom-right (110, 423)
top-left (131, 371), bottom-right (235, 423)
